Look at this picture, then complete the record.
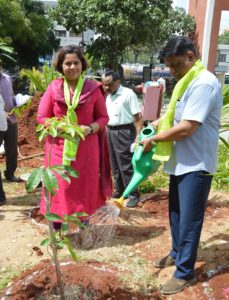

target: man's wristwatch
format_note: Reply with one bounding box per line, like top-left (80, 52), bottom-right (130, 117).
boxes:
top-left (89, 125), bottom-right (94, 135)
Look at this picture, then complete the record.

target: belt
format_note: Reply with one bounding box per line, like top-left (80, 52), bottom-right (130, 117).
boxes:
top-left (107, 123), bottom-right (134, 130)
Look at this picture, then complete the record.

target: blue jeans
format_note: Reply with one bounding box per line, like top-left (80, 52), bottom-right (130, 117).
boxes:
top-left (169, 171), bottom-right (212, 280)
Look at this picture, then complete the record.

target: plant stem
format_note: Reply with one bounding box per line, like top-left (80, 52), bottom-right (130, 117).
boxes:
top-left (44, 137), bottom-right (65, 300)
top-left (44, 190), bottom-right (65, 300)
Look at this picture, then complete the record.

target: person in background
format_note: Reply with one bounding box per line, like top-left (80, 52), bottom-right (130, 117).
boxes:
top-left (0, 94), bottom-right (7, 205)
top-left (37, 45), bottom-right (112, 230)
top-left (141, 36), bottom-right (222, 295)
top-left (0, 60), bottom-right (21, 182)
top-left (103, 70), bottom-right (143, 208)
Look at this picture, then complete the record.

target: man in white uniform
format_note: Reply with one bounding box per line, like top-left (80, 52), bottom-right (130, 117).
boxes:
top-left (141, 36), bottom-right (222, 295)
top-left (103, 70), bottom-right (143, 207)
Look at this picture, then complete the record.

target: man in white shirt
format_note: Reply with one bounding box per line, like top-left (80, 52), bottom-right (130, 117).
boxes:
top-left (103, 70), bottom-right (143, 207)
top-left (0, 94), bottom-right (8, 205)
top-left (141, 36), bottom-right (222, 295)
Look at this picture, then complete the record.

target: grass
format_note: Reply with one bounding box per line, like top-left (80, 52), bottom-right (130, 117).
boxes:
top-left (212, 143), bottom-right (229, 191)
top-left (0, 263), bottom-right (34, 291)
top-left (146, 143), bottom-right (228, 193)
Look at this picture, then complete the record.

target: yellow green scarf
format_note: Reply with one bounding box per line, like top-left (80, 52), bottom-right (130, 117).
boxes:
top-left (153, 59), bottom-right (205, 161)
top-left (63, 76), bottom-right (84, 165)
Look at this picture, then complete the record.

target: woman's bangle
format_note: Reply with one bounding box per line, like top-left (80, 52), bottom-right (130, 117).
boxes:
top-left (88, 125), bottom-right (94, 135)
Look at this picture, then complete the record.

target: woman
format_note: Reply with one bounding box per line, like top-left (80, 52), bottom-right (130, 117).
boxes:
top-left (37, 45), bottom-right (112, 228)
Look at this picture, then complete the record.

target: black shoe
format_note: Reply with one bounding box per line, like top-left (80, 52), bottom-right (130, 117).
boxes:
top-left (126, 197), bottom-right (139, 208)
top-left (5, 175), bottom-right (22, 183)
top-left (112, 192), bottom-right (122, 198)
top-left (0, 195), bottom-right (6, 206)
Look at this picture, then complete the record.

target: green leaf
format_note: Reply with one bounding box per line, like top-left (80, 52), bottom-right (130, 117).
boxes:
top-left (63, 166), bottom-right (79, 178)
top-left (59, 172), bottom-right (71, 183)
top-left (26, 168), bottom-right (44, 192)
top-left (61, 223), bottom-right (69, 232)
top-left (71, 212), bottom-right (88, 218)
top-left (38, 129), bottom-right (47, 142)
top-left (62, 236), bottom-right (79, 261)
top-left (43, 168), bottom-right (58, 195)
top-left (36, 124), bottom-right (45, 132)
top-left (57, 133), bottom-right (77, 143)
top-left (40, 238), bottom-right (50, 246)
top-left (49, 126), bottom-right (58, 137)
top-left (45, 213), bottom-right (63, 221)
top-left (56, 241), bottom-right (65, 249)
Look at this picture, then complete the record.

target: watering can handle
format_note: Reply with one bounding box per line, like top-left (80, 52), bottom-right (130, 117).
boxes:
top-left (134, 143), bottom-right (143, 161)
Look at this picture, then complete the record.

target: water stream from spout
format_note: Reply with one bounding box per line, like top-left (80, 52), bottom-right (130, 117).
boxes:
top-left (73, 204), bottom-right (121, 249)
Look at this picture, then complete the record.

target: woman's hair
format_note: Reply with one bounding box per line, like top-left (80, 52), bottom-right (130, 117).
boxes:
top-left (160, 36), bottom-right (198, 59)
top-left (54, 45), bottom-right (88, 74)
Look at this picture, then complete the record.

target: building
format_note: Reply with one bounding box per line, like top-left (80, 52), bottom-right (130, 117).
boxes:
top-left (54, 24), bottom-right (94, 48)
top-left (42, 1), bottom-right (94, 50)
top-left (216, 44), bottom-right (229, 73)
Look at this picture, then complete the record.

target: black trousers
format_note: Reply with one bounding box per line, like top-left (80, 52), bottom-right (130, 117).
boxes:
top-left (107, 124), bottom-right (138, 198)
top-left (2, 121), bottom-right (18, 178)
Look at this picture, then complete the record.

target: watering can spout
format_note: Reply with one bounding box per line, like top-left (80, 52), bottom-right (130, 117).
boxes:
top-left (113, 125), bottom-right (160, 208)
top-left (113, 197), bottom-right (124, 210)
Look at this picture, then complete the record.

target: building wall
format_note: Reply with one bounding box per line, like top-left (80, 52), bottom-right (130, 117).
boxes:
top-left (189, 0), bottom-right (229, 72)
top-left (188, 0), bottom-right (208, 58)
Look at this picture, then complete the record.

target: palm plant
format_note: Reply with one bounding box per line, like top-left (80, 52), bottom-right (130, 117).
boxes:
top-left (20, 65), bottom-right (60, 94)
top-left (0, 39), bottom-right (15, 62)
top-left (215, 88), bottom-right (229, 188)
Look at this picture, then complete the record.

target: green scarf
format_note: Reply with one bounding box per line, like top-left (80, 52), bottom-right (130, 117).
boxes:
top-left (153, 59), bottom-right (205, 162)
top-left (63, 76), bottom-right (84, 165)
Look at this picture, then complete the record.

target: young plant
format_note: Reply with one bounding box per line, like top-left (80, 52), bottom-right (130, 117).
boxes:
top-left (26, 117), bottom-right (86, 300)
top-left (20, 65), bottom-right (60, 95)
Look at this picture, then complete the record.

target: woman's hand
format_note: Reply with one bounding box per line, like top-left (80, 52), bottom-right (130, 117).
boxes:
top-left (80, 125), bottom-right (90, 137)
top-left (139, 137), bottom-right (157, 153)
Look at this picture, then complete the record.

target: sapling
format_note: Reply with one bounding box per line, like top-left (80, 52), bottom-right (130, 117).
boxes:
top-left (26, 117), bottom-right (87, 300)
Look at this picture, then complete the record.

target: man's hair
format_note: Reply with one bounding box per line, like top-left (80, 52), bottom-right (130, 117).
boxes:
top-left (54, 44), bottom-right (88, 74)
top-left (160, 36), bottom-right (198, 59)
top-left (104, 70), bottom-right (120, 81)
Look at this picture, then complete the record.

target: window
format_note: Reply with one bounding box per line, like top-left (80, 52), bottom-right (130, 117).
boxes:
top-left (55, 30), bottom-right (66, 37)
top-left (218, 54), bottom-right (226, 62)
top-left (69, 31), bottom-right (81, 37)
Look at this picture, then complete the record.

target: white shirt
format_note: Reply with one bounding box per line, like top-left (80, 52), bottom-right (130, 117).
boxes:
top-left (106, 85), bottom-right (141, 126)
top-left (164, 70), bottom-right (222, 175)
top-left (0, 94), bottom-right (7, 131)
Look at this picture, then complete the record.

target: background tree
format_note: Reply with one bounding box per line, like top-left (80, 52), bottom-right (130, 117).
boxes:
top-left (52, 0), bottom-right (173, 70)
top-left (52, 1), bottom-right (195, 70)
top-left (0, 0), bottom-right (59, 67)
top-left (218, 30), bottom-right (229, 45)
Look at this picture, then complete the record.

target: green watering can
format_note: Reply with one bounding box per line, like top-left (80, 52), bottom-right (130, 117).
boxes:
top-left (114, 125), bottom-right (160, 209)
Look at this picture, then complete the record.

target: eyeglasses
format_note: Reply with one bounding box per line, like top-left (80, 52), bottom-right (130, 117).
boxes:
top-left (103, 80), bottom-right (116, 87)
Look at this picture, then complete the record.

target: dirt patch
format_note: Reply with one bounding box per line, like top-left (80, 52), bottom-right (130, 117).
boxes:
top-left (17, 96), bottom-right (44, 168)
top-left (1, 190), bottom-right (228, 299)
top-left (1, 260), bottom-right (162, 300)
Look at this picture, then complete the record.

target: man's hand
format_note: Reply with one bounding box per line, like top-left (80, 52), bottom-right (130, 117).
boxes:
top-left (6, 112), bottom-right (13, 122)
top-left (139, 137), bottom-right (157, 153)
top-left (150, 119), bottom-right (160, 131)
